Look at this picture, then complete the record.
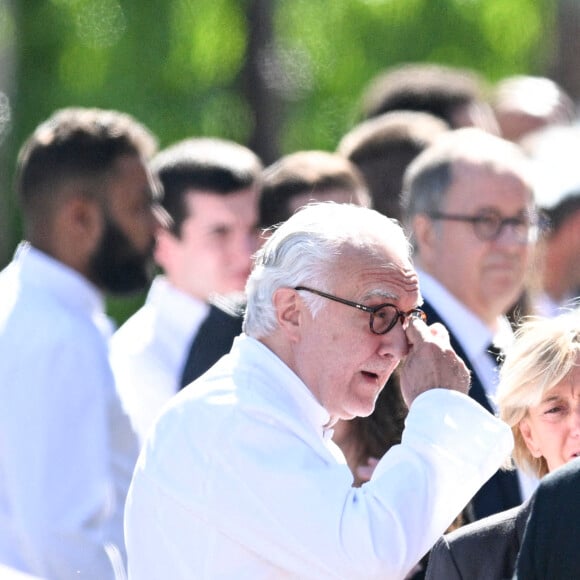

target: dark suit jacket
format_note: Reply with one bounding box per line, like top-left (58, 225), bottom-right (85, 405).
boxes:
top-left (421, 300), bottom-right (522, 520)
top-left (179, 302), bottom-right (244, 388)
top-left (516, 458), bottom-right (580, 580)
top-left (426, 501), bottom-right (531, 580)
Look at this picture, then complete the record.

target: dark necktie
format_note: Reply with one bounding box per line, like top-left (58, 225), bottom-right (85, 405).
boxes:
top-left (486, 343), bottom-right (504, 366)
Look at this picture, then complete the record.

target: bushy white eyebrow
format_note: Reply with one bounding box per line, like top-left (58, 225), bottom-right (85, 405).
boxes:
top-left (361, 289), bottom-right (424, 306)
top-left (361, 289), bottom-right (399, 302)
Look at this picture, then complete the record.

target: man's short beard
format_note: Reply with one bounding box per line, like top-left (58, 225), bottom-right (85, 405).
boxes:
top-left (89, 214), bottom-right (155, 295)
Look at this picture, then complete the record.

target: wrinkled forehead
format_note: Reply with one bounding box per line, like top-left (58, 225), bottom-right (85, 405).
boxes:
top-left (328, 242), bottom-right (420, 303)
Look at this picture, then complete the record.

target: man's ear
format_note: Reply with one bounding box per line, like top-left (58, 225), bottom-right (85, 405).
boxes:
top-left (413, 214), bottom-right (435, 250)
top-left (413, 214), bottom-right (438, 264)
top-left (153, 226), bottom-right (176, 270)
top-left (62, 195), bottom-right (103, 251)
top-left (48, 194), bottom-right (104, 275)
top-left (519, 418), bottom-right (542, 458)
top-left (272, 287), bottom-right (302, 342)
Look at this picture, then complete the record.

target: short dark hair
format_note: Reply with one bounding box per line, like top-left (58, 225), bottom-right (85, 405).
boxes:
top-left (259, 150), bottom-right (369, 229)
top-left (543, 195), bottom-right (580, 233)
top-left (360, 63), bottom-right (489, 127)
top-left (151, 137), bottom-right (262, 236)
top-left (338, 111), bottom-right (448, 221)
top-left (16, 107), bottom-right (157, 221)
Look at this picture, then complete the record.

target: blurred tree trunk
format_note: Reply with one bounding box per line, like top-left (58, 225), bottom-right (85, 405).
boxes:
top-left (0, 0), bottom-right (17, 265)
top-left (238, 0), bottom-right (281, 165)
top-left (550, 0), bottom-right (580, 105)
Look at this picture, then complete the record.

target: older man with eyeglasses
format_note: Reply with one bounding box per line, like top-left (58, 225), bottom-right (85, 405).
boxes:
top-left (125, 202), bottom-right (512, 580)
top-left (401, 127), bottom-right (542, 523)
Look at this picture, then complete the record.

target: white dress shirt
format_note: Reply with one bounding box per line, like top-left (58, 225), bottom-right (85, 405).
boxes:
top-left (0, 563), bottom-right (43, 580)
top-left (110, 276), bottom-right (209, 445)
top-left (0, 244), bottom-right (138, 579)
top-left (418, 269), bottom-right (538, 501)
top-left (125, 334), bottom-right (513, 580)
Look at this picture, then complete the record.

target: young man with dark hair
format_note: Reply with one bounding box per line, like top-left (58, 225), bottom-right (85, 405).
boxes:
top-left (111, 137), bottom-right (262, 444)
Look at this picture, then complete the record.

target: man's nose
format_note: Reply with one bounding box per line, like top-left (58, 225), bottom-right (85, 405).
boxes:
top-left (377, 321), bottom-right (409, 359)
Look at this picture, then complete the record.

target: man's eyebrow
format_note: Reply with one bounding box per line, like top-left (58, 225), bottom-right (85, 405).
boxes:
top-left (360, 289), bottom-right (424, 308)
top-left (361, 290), bottom-right (398, 302)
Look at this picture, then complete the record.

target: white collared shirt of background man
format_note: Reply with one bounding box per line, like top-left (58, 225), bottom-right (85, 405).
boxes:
top-left (0, 244), bottom-right (138, 579)
top-left (418, 269), bottom-right (539, 501)
top-left (110, 275), bottom-right (209, 445)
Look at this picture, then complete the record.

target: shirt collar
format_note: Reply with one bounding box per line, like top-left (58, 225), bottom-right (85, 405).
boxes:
top-left (146, 275), bottom-right (210, 339)
top-left (16, 242), bottom-right (106, 319)
top-left (234, 335), bottom-right (332, 438)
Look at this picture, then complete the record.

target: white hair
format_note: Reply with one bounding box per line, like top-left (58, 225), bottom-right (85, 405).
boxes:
top-left (243, 202), bottom-right (412, 339)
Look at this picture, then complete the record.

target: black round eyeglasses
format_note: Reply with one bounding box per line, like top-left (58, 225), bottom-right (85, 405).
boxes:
top-left (427, 208), bottom-right (548, 244)
top-left (294, 286), bottom-right (426, 335)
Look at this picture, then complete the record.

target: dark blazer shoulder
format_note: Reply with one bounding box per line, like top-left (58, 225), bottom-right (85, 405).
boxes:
top-left (517, 460), bottom-right (580, 578)
top-left (179, 299), bottom-right (244, 388)
top-left (426, 501), bottom-right (531, 580)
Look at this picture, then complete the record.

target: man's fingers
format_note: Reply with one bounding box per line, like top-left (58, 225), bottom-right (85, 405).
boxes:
top-left (400, 316), bottom-right (470, 406)
top-left (404, 314), bottom-right (431, 343)
top-left (406, 317), bottom-right (450, 347)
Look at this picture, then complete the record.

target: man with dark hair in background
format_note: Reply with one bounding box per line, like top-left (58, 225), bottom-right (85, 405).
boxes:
top-left (258, 149), bottom-right (370, 230)
top-left (111, 137), bottom-right (262, 444)
top-left (0, 107), bottom-right (160, 578)
top-left (338, 110), bottom-right (448, 221)
top-left (359, 63), bottom-right (499, 135)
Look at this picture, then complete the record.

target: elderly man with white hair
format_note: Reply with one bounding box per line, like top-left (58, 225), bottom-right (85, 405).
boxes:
top-left (125, 202), bottom-right (513, 580)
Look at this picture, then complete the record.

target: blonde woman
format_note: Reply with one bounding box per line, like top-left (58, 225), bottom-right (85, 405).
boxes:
top-left (426, 310), bottom-right (580, 580)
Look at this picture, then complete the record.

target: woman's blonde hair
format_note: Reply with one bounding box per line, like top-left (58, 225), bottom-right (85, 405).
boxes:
top-left (497, 309), bottom-right (580, 478)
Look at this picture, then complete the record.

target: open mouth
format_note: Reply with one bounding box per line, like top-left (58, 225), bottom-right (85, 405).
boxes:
top-left (361, 370), bottom-right (379, 382)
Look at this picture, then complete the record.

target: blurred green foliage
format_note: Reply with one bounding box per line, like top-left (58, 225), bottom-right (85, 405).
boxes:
top-left (0, 0), bottom-right (555, 324)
